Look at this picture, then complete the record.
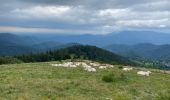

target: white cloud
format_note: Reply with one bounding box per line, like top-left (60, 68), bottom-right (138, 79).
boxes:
top-left (132, 1), bottom-right (170, 11)
top-left (98, 8), bottom-right (129, 18)
top-left (159, 25), bottom-right (167, 28)
top-left (12, 6), bottom-right (71, 19)
top-left (116, 19), bottom-right (169, 28)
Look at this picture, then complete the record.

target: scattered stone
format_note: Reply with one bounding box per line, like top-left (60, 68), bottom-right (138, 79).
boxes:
top-left (51, 60), bottom-right (115, 72)
top-left (122, 67), bottom-right (133, 71)
top-left (137, 71), bottom-right (151, 76)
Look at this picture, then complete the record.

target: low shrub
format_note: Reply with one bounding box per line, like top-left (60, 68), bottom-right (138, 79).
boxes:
top-left (0, 56), bottom-right (23, 65)
top-left (118, 65), bottom-right (123, 69)
top-left (102, 74), bottom-right (115, 82)
top-left (102, 73), bottom-right (127, 83)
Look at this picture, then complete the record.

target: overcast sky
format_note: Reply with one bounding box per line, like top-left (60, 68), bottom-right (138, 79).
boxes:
top-left (0, 0), bottom-right (170, 34)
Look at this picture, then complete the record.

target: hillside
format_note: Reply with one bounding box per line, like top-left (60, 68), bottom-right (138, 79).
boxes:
top-left (0, 33), bottom-right (78, 56)
top-left (107, 31), bottom-right (170, 45)
top-left (0, 44), bottom-right (35, 56)
top-left (1, 32), bottom-right (170, 68)
top-left (0, 61), bottom-right (169, 99)
top-left (1, 31), bottom-right (170, 55)
top-left (18, 45), bottom-right (130, 65)
top-left (0, 33), bottom-right (38, 55)
top-left (104, 43), bottom-right (170, 60)
top-left (0, 33), bottom-right (38, 45)
top-left (32, 41), bottom-right (63, 50)
top-left (104, 43), bottom-right (170, 69)
top-left (30, 31), bottom-right (170, 46)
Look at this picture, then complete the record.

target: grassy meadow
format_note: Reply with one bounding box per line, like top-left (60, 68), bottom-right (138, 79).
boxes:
top-left (0, 61), bottom-right (169, 100)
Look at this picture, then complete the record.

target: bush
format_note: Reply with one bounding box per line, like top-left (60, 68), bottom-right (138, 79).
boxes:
top-left (118, 65), bottom-right (123, 69)
top-left (102, 73), bottom-right (127, 83)
top-left (0, 57), bottom-right (23, 65)
top-left (102, 74), bottom-right (115, 82)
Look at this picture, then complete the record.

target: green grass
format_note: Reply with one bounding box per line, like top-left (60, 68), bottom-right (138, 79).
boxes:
top-left (0, 61), bottom-right (169, 100)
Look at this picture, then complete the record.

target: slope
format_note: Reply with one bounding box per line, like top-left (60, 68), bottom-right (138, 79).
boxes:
top-left (18, 45), bottom-right (130, 65)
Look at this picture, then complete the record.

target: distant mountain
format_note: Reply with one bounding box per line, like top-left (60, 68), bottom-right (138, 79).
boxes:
top-left (0, 33), bottom-right (38, 45)
top-left (2, 30), bottom-right (170, 48)
top-left (0, 43), bottom-right (34, 56)
top-left (30, 31), bottom-right (170, 46)
top-left (0, 33), bottom-right (38, 56)
top-left (32, 41), bottom-right (64, 51)
top-left (18, 45), bottom-right (131, 65)
top-left (106, 31), bottom-right (170, 45)
top-left (1, 30), bottom-right (170, 56)
top-left (104, 43), bottom-right (170, 61)
top-left (32, 41), bottom-right (80, 51)
top-left (0, 33), bottom-right (81, 56)
top-left (104, 43), bottom-right (170, 69)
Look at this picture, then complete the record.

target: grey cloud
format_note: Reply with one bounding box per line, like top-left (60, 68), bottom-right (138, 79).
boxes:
top-left (0, 0), bottom-right (170, 34)
top-left (1, 0), bottom-right (166, 9)
top-left (131, 1), bottom-right (170, 12)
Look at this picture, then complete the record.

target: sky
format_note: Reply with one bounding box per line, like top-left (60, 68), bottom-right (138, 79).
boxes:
top-left (0, 0), bottom-right (170, 34)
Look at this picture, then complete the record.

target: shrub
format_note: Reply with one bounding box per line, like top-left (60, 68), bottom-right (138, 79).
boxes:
top-left (118, 65), bottom-right (123, 69)
top-left (102, 73), bottom-right (128, 83)
top-left (102, 74), bottom-right (115, 82)
top-left (0, 57), bottom-right (23, 65)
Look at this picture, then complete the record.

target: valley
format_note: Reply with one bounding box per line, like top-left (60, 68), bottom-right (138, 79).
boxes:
top-left (1, 32), bottom-right (170, 69)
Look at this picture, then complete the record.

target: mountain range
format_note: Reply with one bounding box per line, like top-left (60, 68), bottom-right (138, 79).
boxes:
top-left (104, 43), bottom-right (170, 69)
top-left (28, 30), bottom-right (170, 46)
top-left (104, 43), bottom-right (170, 61)
top-left (1, 30), bottom-right (170, 69)
top-left (1, 31), bottom-right (170, 63)
top-left (0, 33), bottom-right (77, 55)
top-left (17, 45), bottom-right (130, 65)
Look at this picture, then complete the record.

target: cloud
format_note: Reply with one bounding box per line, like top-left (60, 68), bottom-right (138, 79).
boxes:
top-left (12, 6), bottom-right (71, 19)
top-left (0, 26), bottom-right (97, 34)
top-left (116, 19), bottom-right (169, 28)
top-left (131, 1), bottom-right (170, 12)
top-left (0, 0), bottom-right (170, 34)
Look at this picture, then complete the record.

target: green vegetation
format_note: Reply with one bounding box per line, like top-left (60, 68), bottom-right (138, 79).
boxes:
top-left (102, 72), bottom-right (127, 83)
top-left (17, 45), bottom-right (131, 65)
top-left (102, 74), bottom-right (115, 82)
top-left (0, 61), bottom-right (169, 100)
top-left (132, 58), bottom-right (169, 70)
top-left (104, 43), bottom-right (170, 69)
top-left (0, 56), bottom-right (23, 65)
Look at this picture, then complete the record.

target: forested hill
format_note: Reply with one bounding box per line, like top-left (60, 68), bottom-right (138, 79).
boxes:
top-left (17, 45), bottom-right (131, 65)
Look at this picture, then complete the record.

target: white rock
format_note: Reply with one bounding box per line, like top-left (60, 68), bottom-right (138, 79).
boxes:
top-left (86, 67), bottom-right (96, 72)
top-left (108, 65), bottom-right (114, 68)
top-left (51, 62), bottom-right (78, 68)
top-left (122, 67), bottom-right (133, 71)
top-left (90, 63), bottom-right (99, 67)
top-left (99, 66), bottom-right (107, 69)
top-left (51, 64), bottom-right (61, 67)
top-left (75, 62), bottom-right (82, 66)
top-left (137, 71), bottom-right (151, 76)
top-left (83, 64), bottom-right (96, 72)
